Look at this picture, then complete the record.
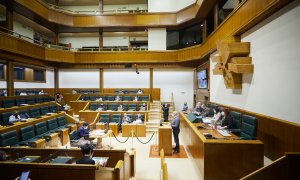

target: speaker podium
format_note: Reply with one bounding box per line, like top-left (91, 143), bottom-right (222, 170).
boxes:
top-left (158, 126), bottom-right (172, 155)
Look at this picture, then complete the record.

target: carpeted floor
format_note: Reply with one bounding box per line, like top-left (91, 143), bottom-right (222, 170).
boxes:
top-left (149, 145), bottom-right (188, 158)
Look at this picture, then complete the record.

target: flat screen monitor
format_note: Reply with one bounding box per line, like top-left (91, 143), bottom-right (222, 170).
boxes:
top-left (197, 69), bottom-right (208, 89)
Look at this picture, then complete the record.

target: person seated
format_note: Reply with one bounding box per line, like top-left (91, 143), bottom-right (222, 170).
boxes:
top-left (139, 103), bottom-right (147, 111)
top-left (119, 90), bottom-right (124, 94)
top-left (20, 91), bottom-right (27, 96)
top-left (199, 104), bottom-right (210, 117)
top-left (56, 92), bottom-right (64, 102)
top-left (133, 96), bottom-right (138, 101)
top-left (38, 90), bottom-right (44, 95)
top-left (96, 97), bottom-right (103, 102)
top-left (194, 102), bottom-right (203, 115)
top-left (0, 151), bottom-right (7, 161)
top-left (76, 144), bottom-right (95, 165)
top-left (72, 89), bottom-right (77, 94)
top-left (104, 122), bottom-right (109, 134)
top-left (182, 102), bottom-right (188, 113)
top-left (96, 104), bottom-right (104, 111)
top-left (9, 111), bottom-right (21, 124)
top-left (63, 104), bottom-right (71, 110)
top-left (0, 90), bottom-right (7, 96)
top-left (212, 107), bottom-right (222, 121)
top-left (132, 114), bottom-right (143, 124)
top-left (137, 89), bottom-right (143, 94)
top-left (74, 122), bottom-right (90, 140)
top-left (115, 96), bottom-right (120, 101)
top-left (117, 104), bottom-right (123, 111)
top-left (216, 109), bottom-right (233, 130)
top-left (122, 113), bottom-right (131, 124)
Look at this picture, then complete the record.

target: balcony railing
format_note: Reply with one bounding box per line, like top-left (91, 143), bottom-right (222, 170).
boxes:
top-left (46, 3), bottom-right (148, 15)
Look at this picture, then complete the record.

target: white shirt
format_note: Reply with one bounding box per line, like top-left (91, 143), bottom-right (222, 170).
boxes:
top-left (9, 115), bottom-right (21, 123)
top-left (20, 92), bottom-right (27, 96)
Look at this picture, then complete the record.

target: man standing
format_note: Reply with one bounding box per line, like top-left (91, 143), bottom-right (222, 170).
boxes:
top-left (162, 104), bottom-right (169, 122)
top-left (170, 111), bottom-right (180, 153)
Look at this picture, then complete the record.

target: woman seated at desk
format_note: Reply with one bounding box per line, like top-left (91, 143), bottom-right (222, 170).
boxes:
top-left (212, 107), bottom-right (222, 121)
top-left (215, 109), bottom-right (233, 130)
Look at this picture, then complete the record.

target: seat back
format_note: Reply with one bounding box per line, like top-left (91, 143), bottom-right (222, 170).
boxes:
top-left (100, 96), bottom-right (107, 101)
top-left (94, 90), bottom-right (100, 94)
top-left (15, 89), bottom-right (22, 95)
top-left (90, 96), bottom-right (98, 101)
top-left (30, 108), bottom-right (41, 118)
top-left (230, 111), bottom-right (241, 129)
top-left (19, 110), bottom-right (30, 119)
top-left (107, 96), bottom-right (115, 101)
top-left (0, 130), bottom-right (19, 146)
top-left (43, 96), bottom-right (51, 102)
top-left (47, 119), bottom-right (58, 131)
top-left (3, 99), bottom-right (15, 108)
top-left (15, 98), bottom-right (26, 106)
top-left (114, 90), bottom-right (119, 94)
top-left (241, 115), bottom-right (258, 139)
top-left (129, 90), bottom-right (135, 94)
top-left (124, 96), bottom-right (131, 101)
top-left (128, 104), bottom-right (137, 111)
top-left (20, 126), bottom-right (35, 141)
top-left (109, 104), bottom-right (118, 111)
top-left (36, 97), bottom-right (43, 103)
top-left (2, 112), bottom-right (13, 125)
top-left (57, 116), bottom-right (68, 127)
top-left (111, 114), bottom-right (121, 123)
top-left (69, 130), bottom-right (77, 140)
top-left (40, 106), bottom-right (50, 115)
top-left (26, 98), bottom-right (36, 105)
top-left (35, 122), bottom-right (48, 135)
top-left (89, 103), bottom-right (98, 111)
top-left (141, 96), bottom-right (149, 101)
top-left (49, 104), bottom-right (57, 113)
top-left (99, 117), bottom-right (110, 123)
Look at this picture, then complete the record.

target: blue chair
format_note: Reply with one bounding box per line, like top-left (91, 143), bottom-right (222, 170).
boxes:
top-left (47, 119), bottom-right (59, 133)
top-left (34, 122), bottom-right (49, 138)
top-left (229, 111), bottom-right (242, 135)
top-left (111, 114), bottom-right (121, 123)
top-left (3, 99), bottom-right (15, 108)
top-left (107, 96), bottom-right (115, 101)
top-left (16, 98), bottom-right (26, 106)
top-left (26, 98), bottom-right (36, 105)
top-left (124, 96), bottom-right (132, 101)
top-left (30, 108), bottom-right (41, 118)
top-left (0, 130), bottom-right (19, 146)
top-left (2, 112), bottom-right (13, 125)
top-left (19, 126), bottom-right (39, 146)
top-left (40, 106), bottom-right (50, 115)
top-left (43, 96), bottom-right (51, 102)
top-left (89, 103), bottom-right (98, 111)
top-left (49, 104), bottom-right (57, 113)
top-left (128, 104), bottom-right (137, 111)
top-left (240, 115), bottom-right (258, 140)
top-left (141, 96), bottom-right (149, 101)
top-left (109, 103), bottom-right (118, 111)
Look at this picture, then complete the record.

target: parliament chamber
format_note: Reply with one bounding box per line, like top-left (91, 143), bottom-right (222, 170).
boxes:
top-left (0, 0), bottom-right (299, 179)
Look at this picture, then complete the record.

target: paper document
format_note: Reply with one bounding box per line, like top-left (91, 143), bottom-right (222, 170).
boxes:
top-left (217, 129), bottom-right (232, 137)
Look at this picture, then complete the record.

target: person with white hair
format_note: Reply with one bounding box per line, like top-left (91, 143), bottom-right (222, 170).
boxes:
top-left (170, 111), bottom-right (180, 153)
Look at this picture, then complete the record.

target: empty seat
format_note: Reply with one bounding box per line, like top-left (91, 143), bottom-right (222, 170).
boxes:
top-left (240, 115), bottom-right (258, 140)
top-left (47, 119), bottom-right (59, 132)
top-left (93, 90), bottom-right (100, 94)
top-left (101, 96), bottom-right (107, 101)
top-left (89, 103), bottom-right (98, 111)
top-left (141, 96), bottom-right (149, 101)
top-left (19, 109), bottom-right (30, 119)
top-left (81, 96), bottom-right (90, 101)
top-left (107, 96), bottom-right (115, 101)
top-left (90, 96), bottom-right (98, 101)
top-left (34, 89), bottom-right (40, 94)
top-left (30, 108), bottom-right (41, 118)
top-left (128, 104), bottom-right (137, 111)
top-left (49, 104), bottom-right (57, 113)
top-left (15, 98), bottom-right (26, 106)
top-left (100, 114), bottom-right (110, 123)
top-left (57, 116), bottom-right (68, 127)
top-left (34, 122), bottom-right (48, 138)
top-left (111, 114), bottom-right (121, 123)
top-left (43, 96), bottom-right (51, 102)
top-left (3, 99), bottom-right (15, 108)
top-left (108, 103), bottom-right (118, 111)
top-left (129, 90), bottom-right (135, 94)
top-left (229, 111), bottom-right (242, 135)
top-left (2, 112), bottom-right (13, 125)
top-left (19, 126), bottom-right (38, 145)
top-left (40, 106), bottom-right (50, 115)
top-left (36, 97), bottom-right (43, 104)
top-left (15, 89), bottom-right (22, 96)
top-left (124, 96), bottom-right (132, 101)
top-left (0, 130), bottom-right (19, 146)
top-left (114, 90), bottom-right (119, 94)
top-left (123, 90), bottom-right (129, 94)
top-left (69, 130), bottom-right (77, 141)
top-left (26, 98), bottom-right (36, 105)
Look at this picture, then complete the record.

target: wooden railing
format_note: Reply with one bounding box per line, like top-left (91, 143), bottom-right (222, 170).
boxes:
top-left (0, 0), bottom-right (294, 64)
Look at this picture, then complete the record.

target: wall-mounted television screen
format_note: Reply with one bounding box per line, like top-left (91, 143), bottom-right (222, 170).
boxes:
top-left (197, 69), bottom-right (208, 89)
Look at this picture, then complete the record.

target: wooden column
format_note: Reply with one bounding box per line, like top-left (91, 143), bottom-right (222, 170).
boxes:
top-left (99, 68), bottom-right (104, 93)
top-left (5, 3), bottom-right (13, 31)
top-left (99, 0), bottom-right (103, 14)
top-left (214, 2), bottom-right (219, 29)
top-left (150, 68), bottom-right (153, 102)
top-left (202, 20), bottom-right (207, 42)
top-left (54, 68), bottom-right (59, 94)
top-left (6, 61), bottom-right (14, 96)
top-left (99, 30), bottom-right (103, 49)
top-left (54, 33), bottom-right (59, 45)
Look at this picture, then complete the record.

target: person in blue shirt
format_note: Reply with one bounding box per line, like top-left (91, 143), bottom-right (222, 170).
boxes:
top-left (74, 122), bottom-right (90, 140)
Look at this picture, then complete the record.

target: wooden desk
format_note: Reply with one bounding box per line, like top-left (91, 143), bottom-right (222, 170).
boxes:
top-left (121, 123), bottom-right (146, 137)
top-left (96, 123), bottom-right (118, 136)
top-left (56, 128), bottom-right (69, 146)
top-left (89, 130), bottom-right (112, 148)
top-left (28, 138), bottom-right (46, 148)
top-left (180, 112), bottom-right (264, 180)
top-left (158, 126), bottom-right (172, 155)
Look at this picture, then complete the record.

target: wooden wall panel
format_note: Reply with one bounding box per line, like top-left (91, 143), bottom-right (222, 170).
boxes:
top-left (45, 49), bottom-right (75, 63)
top-left (211, 102), bottom-right (300, 161)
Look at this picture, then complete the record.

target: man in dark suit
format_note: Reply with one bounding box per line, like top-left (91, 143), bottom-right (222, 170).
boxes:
top-left (162, 104), bottom-right (169, 122)
top-left (74, 122), bottom-right (90, 140)
top-left (76, 144), bottom-right (95, 165)
top-left (170, 111), bottom-right (180, 153)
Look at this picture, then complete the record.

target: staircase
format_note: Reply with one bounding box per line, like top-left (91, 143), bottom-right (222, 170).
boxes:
top-left (146, 101), bottom-right (161, 133)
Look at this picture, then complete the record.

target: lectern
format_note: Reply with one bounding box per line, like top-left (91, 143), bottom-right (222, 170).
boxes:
top-left (158, 126), bottom-right (172, 155)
